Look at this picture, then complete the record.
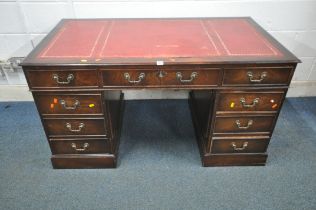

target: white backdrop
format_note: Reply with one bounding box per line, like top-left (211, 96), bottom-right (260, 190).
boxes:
top-left (0, 0), bottom-right (316, 100)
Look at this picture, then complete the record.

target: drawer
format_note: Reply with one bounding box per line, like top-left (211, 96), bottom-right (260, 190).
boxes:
top-left (222, 67), bottom-right (293, 86)
top-left (214, 115), bottom-right (275, 134)
top-left (102, 69), bottom-right (160, 87)
top-left (217, 91), bottom-right (285, 113)
top-left (43, 118), bottom-right (107, 137)
top-left (34, 93), bottom-right (103, 115)
top-left (26, 69), bottom-right (99, 88)
top-left (211, 136), bottom-right (269, 154)
top-left (160, 67), bottom-right (221, 86)
top-left (49, 138), bottom-right (111, 154)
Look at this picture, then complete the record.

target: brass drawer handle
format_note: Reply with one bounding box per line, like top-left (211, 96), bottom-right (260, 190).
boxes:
top-left (240, 97), bottom-right (259, 108)
top-left (59, 99), bottom-right (80, 110)
top-left (235, 120), bottom-right (253, 129)
top-left (247, 71), bottom-right (267, 83)
top-left (66, 122), bottom-right (85, 132)
top-left (71, 143), bottom-right (89, 151)
top-left (124, 73), bottom-right (145, 84)
top-left (176, 72), bottom-right (198, 83)
top-left (231, 142), bottom-right (248, 151)
top-left (52, 73), bottom-right (74, 84)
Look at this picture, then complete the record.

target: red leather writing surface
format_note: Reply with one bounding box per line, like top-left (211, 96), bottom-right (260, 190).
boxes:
top-left (38, 19), bottom-right (282, 60)
top-left (101, 20), bottom-right (219, 58)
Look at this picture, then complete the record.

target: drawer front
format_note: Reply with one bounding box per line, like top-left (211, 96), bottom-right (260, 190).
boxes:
top-left (223, 67), bottom-right (293, 86)
top-left (35, 93), bottom-right (103, 115)
top-left (43, 118), bottom-right (107, 137)
top-left (217, 91), bottom-right (284, 112)
top-left (160, 68), bottom-right (221, 86)
top-left (211, 137), bottom-right (269, 154)
top-left (49, 138), bottom-right (111, 154)
top-left (102, 69), bottom-right (160, 87)
top-left (26, 69), bottom-right (99, 88)
top-left (214, 115), bottom-right (275, 134)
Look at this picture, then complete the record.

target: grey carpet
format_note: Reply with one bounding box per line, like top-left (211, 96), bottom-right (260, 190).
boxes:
top-left (0, 98), bottom-right (315, 210)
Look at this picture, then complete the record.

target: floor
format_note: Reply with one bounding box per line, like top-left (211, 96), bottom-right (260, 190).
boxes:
top-left (0, 98), bottom-right (315, 210)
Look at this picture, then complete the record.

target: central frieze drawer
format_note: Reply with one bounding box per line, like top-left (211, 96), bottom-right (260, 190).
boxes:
top-left (217, 91), bottom-right (285, 113)
top-left (49, 138), bottom-right (111, 154)
top-left (211, 137), bottom-right (270, 154)
top-left (102, 67), bottom-right (221, 87)
top-left (222, 67), bottom-right (293, 86)
top-left (34, 93), bottom-right (103, 115)
top-left (43, 118), bottom-right (107, 137)
top-left (102, 69), bottom-right (160, 87)
top-left (214, 115), bottom-right (276, 134)
top-left (25, 69), bottom-right (99, 89)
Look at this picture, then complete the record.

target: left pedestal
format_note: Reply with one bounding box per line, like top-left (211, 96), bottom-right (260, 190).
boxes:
top-left (24, 67), bottom-right (124, 169)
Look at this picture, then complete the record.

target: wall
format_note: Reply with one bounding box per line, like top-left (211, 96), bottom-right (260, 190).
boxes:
top-left (0, 0), bottom-right (316, 100)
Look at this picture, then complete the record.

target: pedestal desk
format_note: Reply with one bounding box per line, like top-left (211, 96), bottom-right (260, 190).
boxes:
top-left (21, 17), bottom-right (300, 169)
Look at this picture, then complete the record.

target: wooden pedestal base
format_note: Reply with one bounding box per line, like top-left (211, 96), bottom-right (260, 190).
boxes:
top-left (51, 154), bottom-right (117, 169)
top-left (201, 154), bottom-right (267, 167)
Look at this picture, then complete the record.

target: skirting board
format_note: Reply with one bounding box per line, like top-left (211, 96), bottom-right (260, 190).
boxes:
top-left (0, 81), bottom-right (315, 101)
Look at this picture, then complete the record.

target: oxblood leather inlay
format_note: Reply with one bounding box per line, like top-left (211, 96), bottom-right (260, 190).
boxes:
top-left (38, 19), bottom-right (283, 60)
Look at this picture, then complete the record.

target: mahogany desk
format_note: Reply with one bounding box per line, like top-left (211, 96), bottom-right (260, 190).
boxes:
top-left (21, 17), bottom-right (300, 169)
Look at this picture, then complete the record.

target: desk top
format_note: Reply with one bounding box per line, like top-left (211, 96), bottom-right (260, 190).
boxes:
top-left (22, 17), bottom-right (299, 66)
